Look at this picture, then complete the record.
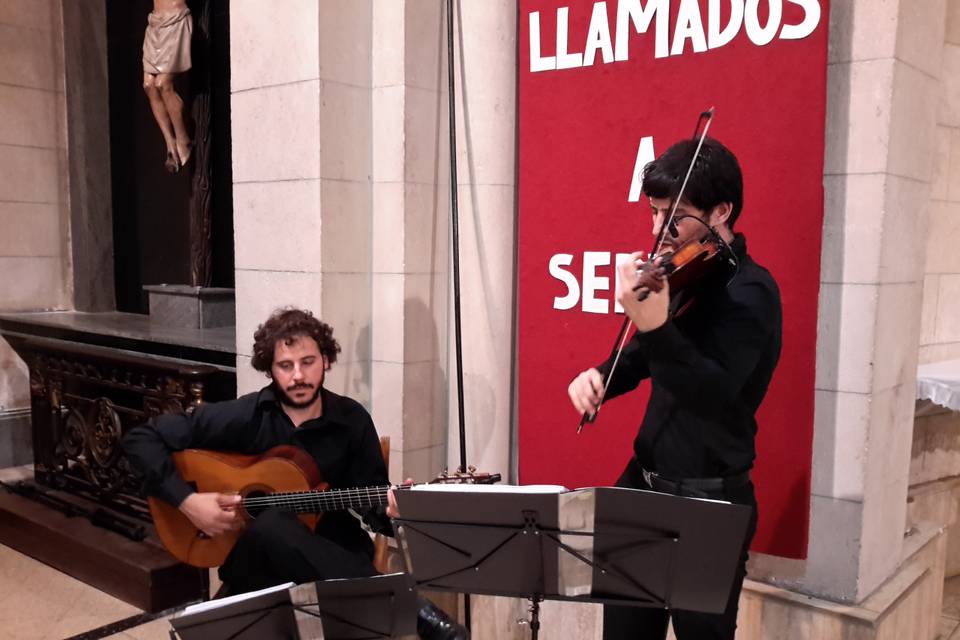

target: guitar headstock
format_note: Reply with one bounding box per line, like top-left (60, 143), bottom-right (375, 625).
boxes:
top-left (429, 465), bottom-right (502, 485)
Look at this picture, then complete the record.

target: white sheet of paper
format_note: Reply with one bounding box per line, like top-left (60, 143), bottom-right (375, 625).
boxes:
top-left (179, 581), bottom-right (295, 616)
top-left (411, 483), bottom-right (568, 493)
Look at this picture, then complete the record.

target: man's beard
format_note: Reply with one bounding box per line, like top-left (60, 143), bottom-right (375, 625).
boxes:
top-left (274, 381), bottom-right (322, 409)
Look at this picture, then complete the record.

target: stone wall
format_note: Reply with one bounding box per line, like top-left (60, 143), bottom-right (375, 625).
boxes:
top-left (921, 1), bottom-right (960, 365)
top-left (0, 0), bottom-right (70, 316)
top-left (230, 0), bottom-right (516, 485)
top-left (0, 0), bottom-right (70, 426)
top-left (748, 0), bottom-right (944, 605)
top-left (368, 0), bottom-right (451, 482)
top-left (222, 1), bottom-right (958, 635)
top-left (909, 0), bottom-right (960, 581)
top-left (230, 0), bottom-right (374, 413)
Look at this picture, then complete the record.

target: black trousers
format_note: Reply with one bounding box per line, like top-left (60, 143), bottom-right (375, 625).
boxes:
top-left (219, 508), bottom-right (378, 593)
top-left (602, 460), bottom-right (758, 640)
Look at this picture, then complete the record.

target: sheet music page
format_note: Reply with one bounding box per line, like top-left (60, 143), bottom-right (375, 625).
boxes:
top-left (178, 581), bottom-right (295, 616)
top-left (583, 485), bottom-right (731, 505)
top-left (411, 483), bottom-right (569, 493)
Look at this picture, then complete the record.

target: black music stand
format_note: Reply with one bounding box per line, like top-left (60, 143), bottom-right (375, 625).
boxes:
top-left (168, 573), bottom-right (416, 640)
top-left (169, 582), bottom-right (297, 640)
top-left (289, 572), bottom-right (418, 639)
top-left (393, 486), bottom-right (751, 640)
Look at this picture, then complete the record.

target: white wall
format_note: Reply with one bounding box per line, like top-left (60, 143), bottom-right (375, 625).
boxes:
top-left (750, 0), bottom-right (946, 603)
top-left (0, 0), bottom-right (70, 412)
top-left (920, 0), bottom-right (960, 365)
top-left (230, 0), bottom-right (373, 411)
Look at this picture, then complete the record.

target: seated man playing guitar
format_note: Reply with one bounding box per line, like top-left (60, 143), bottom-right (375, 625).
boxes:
top-left (123, 307), bottom-right (468, 640)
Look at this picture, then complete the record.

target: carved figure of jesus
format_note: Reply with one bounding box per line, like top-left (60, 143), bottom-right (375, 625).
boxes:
top-left (142, 0), bottom-right (193, 173)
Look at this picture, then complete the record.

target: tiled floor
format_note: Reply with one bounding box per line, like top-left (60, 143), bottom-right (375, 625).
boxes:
top-left (2, 520), bottom-right (960, 639)
top-left (941, 576), bottom-right (960, 639)
top-left (0, 545), bottom-right (171, 640)
top-left (0, 465), bottom-right (173, 639)
top-left (1, 558), bottom-right (958, 640)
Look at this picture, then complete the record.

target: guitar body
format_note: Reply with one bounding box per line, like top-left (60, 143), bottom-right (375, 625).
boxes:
top-left (148, 445), bottom-right (326, 568)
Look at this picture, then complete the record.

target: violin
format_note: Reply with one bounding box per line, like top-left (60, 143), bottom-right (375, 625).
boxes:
top-left (634, 220), bottom-right (728, 304)
top-left (577, 108), bottom-right (730, 433)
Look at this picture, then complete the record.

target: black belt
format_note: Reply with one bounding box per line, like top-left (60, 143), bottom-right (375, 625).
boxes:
top-left (641, 468), bottom-right (751, 497)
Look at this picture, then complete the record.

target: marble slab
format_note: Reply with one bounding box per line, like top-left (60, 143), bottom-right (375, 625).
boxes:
top-left (0, 311), bottom-right (236, 368)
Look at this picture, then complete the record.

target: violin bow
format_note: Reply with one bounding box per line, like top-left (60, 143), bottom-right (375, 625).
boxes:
top-left (651, 108), bottom-right (715, 260)
top-left (577, 107), bottom-right (715, 434)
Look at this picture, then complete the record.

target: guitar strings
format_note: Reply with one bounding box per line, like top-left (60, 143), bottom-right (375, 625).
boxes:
top-left (240, 485), bottom-right (393, 513)
top-left (239, 476), bottom-right (483, 513)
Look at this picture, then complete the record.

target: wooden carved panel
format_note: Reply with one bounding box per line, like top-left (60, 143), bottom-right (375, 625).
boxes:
top-left (16, 336), bottom-right (234, 521)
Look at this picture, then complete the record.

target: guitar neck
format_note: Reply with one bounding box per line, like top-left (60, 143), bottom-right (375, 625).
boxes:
top-left (244, 485), bottom-right (391, 514)
top-left (239, 470), bottom-right (501, 515)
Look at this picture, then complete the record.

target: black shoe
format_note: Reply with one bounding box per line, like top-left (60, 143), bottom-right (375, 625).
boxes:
top-left (416, 597), bottom-right (469, 640)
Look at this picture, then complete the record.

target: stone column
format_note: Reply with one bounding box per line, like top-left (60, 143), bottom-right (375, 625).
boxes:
top-left (316, 1), bottom-right (373, 404)
top-left (907, 0), bottom-right (960, 588)
top-left (749, 0), bottom-right (945, 603)
top-left (0, 0), bottom-right (70, 313)
top-left (231, 0), bottom-right (373, 403)
top-left (61, 0), bottom-right (114, 312)
top-left (0, 0), bottom-right (70, 466)
top-left (444, 0), bottom-right (517, 480)
top-left (368, 0), bottom-right (516, 483)
top-left (370, 0), bottom-right (452, 482)
top-left (920, 0), bottom-right (960, 366)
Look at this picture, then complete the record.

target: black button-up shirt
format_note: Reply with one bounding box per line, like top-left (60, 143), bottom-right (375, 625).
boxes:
top-left (597, 234), bottom-right (782, 479)
top-left (123, 385), bottom-right (391, 554)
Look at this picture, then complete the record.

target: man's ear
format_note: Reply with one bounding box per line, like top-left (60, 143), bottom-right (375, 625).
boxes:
top-left (323, 355), bottom-right (330, 371)
top-left (709, 202), bottom-right (733, 228)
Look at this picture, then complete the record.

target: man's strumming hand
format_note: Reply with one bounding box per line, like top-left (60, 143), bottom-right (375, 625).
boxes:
top-left (179, 492), bottom-right (241, 537)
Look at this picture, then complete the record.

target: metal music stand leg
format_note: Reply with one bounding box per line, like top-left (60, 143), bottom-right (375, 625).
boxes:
top-left (528, 596), bottom-right (542, 640)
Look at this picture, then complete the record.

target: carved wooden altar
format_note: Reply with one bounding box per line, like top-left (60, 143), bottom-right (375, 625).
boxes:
top-left (0, 312), bottom-right (236, 612)
top-left (22, 336), bottom-right (232, 519)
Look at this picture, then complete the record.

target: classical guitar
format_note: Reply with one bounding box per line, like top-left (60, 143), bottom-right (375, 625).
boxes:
top-left (148, 445), bottom-right (500, 567)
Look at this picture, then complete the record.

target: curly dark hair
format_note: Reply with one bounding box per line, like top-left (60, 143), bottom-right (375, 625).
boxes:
top-left (642, 136), bottom-right (744, 228)
top-left (251, 308), bottom-right (341, 373)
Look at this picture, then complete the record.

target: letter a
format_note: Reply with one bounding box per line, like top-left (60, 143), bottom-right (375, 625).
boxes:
top-left (628, 136), bottom-right (656, 202)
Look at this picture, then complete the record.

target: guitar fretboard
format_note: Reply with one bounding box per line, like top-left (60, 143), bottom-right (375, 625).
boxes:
top-left (241, 485), bottom-right (391, 514)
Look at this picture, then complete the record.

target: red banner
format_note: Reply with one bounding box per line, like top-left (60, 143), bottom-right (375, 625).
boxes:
top-left (517, 0), bottom-right (829, 558)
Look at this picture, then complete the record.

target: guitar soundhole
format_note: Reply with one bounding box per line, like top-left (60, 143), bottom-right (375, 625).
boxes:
top-left (244, 490), bottom-right (269, 518)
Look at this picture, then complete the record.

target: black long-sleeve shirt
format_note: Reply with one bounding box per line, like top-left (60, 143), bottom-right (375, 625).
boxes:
top-left (122, 385), bottom-right (392, 555)
top-left (597, 234), bottom-right (782, 479)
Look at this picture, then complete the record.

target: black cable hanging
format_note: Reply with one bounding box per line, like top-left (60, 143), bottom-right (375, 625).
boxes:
top-left (447, 0), bottom-right (467, 475)
top-left (446, 0), bottom-right (472, 633)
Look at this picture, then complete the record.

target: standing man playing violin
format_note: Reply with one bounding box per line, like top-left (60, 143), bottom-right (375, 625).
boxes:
top-left (123, 307), bottom-right (468, 640)
top-left (568, 137), bottom-right (782, 640)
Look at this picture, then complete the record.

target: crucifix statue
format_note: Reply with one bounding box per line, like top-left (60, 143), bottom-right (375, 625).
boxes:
top-left (142, 0), bottom-right (193, 173)
top-left (140, 0), bottom-right (214, 287)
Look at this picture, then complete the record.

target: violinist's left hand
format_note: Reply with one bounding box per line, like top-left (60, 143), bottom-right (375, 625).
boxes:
top-left (617, 251), bottom-right (669, 333)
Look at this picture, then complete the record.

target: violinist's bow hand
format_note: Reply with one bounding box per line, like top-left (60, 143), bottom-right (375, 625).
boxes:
top-left (569, 368), bottom-right (604, 432)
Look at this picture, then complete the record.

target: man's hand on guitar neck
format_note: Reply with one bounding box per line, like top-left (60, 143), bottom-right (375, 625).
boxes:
top-left (180, 492), bottom-right (242, 537)
top-left (386, 478), bottom-right (414, 518)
